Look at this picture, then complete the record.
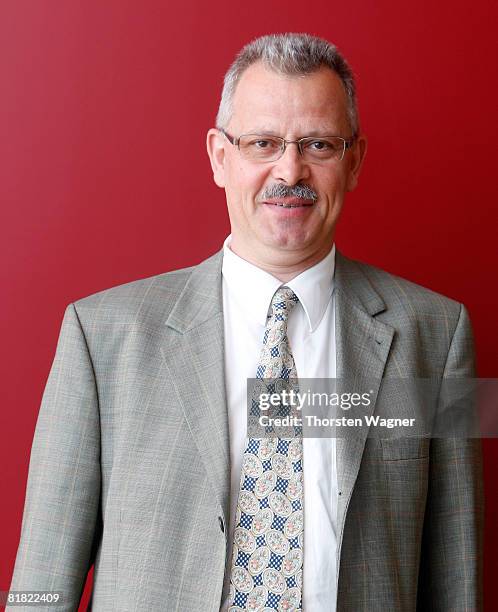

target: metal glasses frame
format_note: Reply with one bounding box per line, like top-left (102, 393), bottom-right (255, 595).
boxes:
top-left (219, 129), bottom-right (355, 162)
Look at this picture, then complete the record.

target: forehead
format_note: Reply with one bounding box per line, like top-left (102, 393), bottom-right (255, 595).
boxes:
top-left (229, 61), bottom-right (350, 135)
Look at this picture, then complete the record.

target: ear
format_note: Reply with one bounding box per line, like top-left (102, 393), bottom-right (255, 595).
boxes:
top-left (206, 128), bottom-right (227, 188)
top-left (346, 134), bottom-right (367, 192)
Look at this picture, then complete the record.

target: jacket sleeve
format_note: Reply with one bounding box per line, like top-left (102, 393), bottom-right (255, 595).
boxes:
top-left (7, 303), bottom-right (102, 612)
top-left (417, 303), bottom-right (484, 611)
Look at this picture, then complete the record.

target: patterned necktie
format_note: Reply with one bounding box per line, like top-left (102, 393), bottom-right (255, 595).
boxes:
top-left (228, 286), bottom-right (303, 612)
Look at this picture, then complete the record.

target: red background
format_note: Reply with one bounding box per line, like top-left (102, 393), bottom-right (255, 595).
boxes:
top-left (1, 1), bottom-right (497, 609)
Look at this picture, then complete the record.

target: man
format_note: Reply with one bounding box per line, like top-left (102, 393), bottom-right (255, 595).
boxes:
top-left (8, 33), bottom-right (482, 611)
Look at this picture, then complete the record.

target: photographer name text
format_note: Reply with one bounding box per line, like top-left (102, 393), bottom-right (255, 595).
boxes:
top-left (259, 415), bottom-right (416, 429)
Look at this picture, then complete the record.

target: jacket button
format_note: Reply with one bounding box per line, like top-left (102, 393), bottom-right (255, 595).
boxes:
top-left (218, 516), bottom-right (225, 533)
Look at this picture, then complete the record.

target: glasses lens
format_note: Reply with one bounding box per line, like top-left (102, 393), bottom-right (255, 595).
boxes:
top-left (301, 137), bottom-right (346, 161)
top-left (238, 135), bottom-right (283, 161)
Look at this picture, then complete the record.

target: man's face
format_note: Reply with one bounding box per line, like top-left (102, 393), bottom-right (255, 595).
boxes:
top-left (207, 61), bottom-right (367, 267)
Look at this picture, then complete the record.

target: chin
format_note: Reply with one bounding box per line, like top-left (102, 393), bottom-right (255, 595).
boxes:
top-left (265, 231), bottom-right (313, 251)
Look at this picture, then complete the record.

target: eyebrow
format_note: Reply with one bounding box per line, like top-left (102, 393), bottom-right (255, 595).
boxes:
top-left (241, 128), bottom-right (340, 137)
top-left (242, 128), bottom-right (281, 136)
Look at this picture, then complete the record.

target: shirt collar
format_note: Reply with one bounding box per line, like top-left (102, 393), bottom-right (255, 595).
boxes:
top-left (221, 235), bottom-right (335, 332)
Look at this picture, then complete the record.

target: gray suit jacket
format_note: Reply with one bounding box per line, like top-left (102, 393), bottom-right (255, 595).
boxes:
top-left (8, 249), bottom-right (483, 611)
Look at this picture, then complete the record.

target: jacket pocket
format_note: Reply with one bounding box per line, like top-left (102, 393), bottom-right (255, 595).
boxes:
top-left (380, 437), bottom-right (430, 461)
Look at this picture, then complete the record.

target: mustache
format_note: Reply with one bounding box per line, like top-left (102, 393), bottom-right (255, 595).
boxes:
top-left (259, 183), bottom-right (318, 202)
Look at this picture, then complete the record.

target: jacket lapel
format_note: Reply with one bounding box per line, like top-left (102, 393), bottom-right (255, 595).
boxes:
top-left (333, 250), bottom-right (395, 564)
top-left (160, 250), bottom-right (230, 525)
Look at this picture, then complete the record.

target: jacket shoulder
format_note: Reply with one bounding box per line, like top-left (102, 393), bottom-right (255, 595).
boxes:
top-left (353, 257), bottom-right (463, 316)
top-left (71, 262), bottom-right (197, 328)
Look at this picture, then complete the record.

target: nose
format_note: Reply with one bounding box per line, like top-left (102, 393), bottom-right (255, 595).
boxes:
top-left (270, 142), bottom-right (311, 185)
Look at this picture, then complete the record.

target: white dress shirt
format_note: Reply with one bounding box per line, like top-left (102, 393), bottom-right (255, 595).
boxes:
top-left (220, 235), bottom-right (338, 612)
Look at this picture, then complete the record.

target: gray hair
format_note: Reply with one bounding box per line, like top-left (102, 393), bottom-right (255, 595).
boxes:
top-left (215, 33), bottom-right (359, 137)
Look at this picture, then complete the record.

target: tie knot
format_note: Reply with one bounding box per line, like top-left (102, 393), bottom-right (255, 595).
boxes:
top-left (269, 286), bottom-right (299, 321)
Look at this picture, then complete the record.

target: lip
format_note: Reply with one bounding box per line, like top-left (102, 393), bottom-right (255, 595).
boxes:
top-left (262, 197), bottom-right (315, 208)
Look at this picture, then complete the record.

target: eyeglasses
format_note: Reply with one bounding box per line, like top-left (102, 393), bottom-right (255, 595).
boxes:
top-left (219, 129), bottom-right (355, 163)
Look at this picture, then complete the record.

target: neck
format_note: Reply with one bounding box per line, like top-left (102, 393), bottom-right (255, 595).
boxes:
top-left (229, 238), bottom-right (334, 282)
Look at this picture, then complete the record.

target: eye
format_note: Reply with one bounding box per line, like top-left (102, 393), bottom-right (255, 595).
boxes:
top-left (238, 135), bottom-right (282, 160)
top-left (308, 140), bottom-right (331, 151)
top-left (250, 138), bottom-right (278, 149)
